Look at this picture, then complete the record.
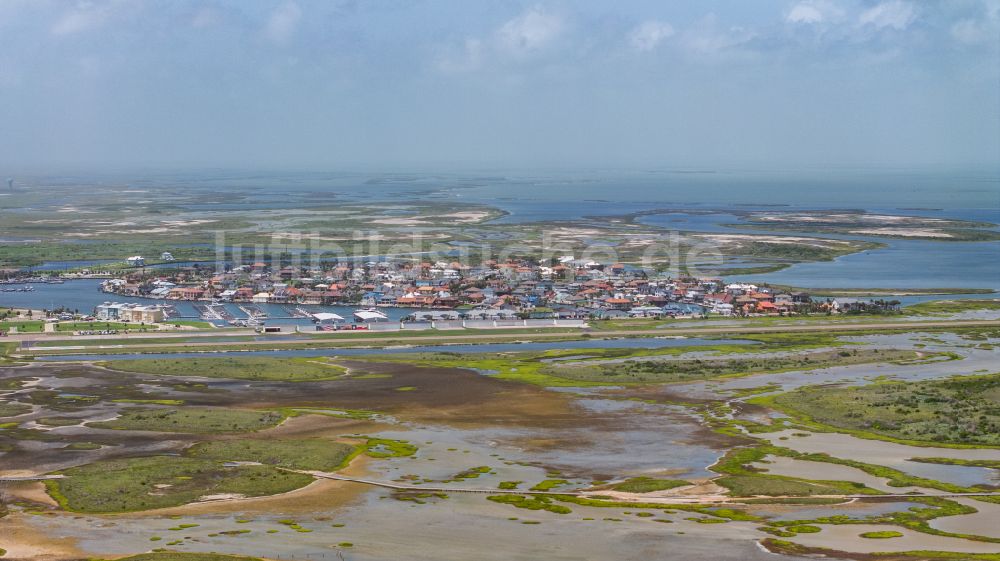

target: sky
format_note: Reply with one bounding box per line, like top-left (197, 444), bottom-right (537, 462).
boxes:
top-left (0, 0), bottom-right (998, 170)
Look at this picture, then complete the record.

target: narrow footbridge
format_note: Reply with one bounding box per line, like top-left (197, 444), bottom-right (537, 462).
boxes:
top-left (0, 474), bottom-right (65, 482)
top-left (288, 469), bottom-right (581, 496)
top-left (291, 469), bottom-right (1000, 504)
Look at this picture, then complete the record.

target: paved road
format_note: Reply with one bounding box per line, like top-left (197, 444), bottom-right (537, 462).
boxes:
top-left (14, 319), bottom-right (1000, 356)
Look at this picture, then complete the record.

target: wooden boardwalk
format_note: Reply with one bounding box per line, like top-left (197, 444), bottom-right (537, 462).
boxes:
top-left (292, 469), bottom-right (1000, 504)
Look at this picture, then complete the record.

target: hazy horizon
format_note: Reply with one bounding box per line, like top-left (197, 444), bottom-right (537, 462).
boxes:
top-left (1, 0), bottom-right (998, 170)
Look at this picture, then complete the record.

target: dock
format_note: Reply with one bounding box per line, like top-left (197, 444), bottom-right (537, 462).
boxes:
top-left (238, 304), bottom-right (268, 319)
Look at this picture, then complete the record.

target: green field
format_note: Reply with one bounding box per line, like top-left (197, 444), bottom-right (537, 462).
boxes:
top-left (88, 407), bottom-right (285, 434)
top-left (0, 320), bottom-right (44, 333)
top-left (186, 439), bottom-right (357, 471)
top-left (164, 320), bottom-right (216, 329)
top-left (609, 477), bottom-right (691, 493)
top-left (714, 475), bottom-right (847, 496)
top-left (542, 348), bottom-right (922, 384)
top-left (904, 299), bottom-right (1000, 316)
top-left (30, 335), bottom-right (257, 347)
top-left (105, 357), bottom-right (348, 381)
top-left (56, 321), bottom-right (152, 332)
top-left (709, 445), bottom-right (882, 497)
top-left (48, 455), bottom-right (314, 513)
top-left (765, 373), bottom-right (1000, 446)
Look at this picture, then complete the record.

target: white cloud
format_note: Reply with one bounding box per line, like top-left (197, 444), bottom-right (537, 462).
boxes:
top-left (950, 4), bottom-right (1000, 46)
top-left (785, 0), bottom-right (844, 24)
top-left (51, 1), bottom-right (110, 36)
top-left (496, 6), bottom-right (564, 56)
top-left (264, 1), bottom-right (302, 45)
top-left (950, 17), bottom-right (997, 45)
top-left (787, 3), bottom-right (825, 24)
top-left (436, 38), bottom-right (484, 73)
top-left (681, 15), bottom-right (756, 57)
top-left (628, 20), bottom-right (674, 52)
top-left (859, 0), bottom-right (916, 30)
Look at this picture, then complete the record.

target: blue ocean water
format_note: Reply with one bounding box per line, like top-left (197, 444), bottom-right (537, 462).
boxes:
top-left (3, 167), bottom-right (998, 294)
top-left (444, 168), bottom-right (1000, 290)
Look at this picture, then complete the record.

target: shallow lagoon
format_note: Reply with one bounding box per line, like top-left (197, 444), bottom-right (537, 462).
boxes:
top-left (758, 430), bottom-right (1000, 488)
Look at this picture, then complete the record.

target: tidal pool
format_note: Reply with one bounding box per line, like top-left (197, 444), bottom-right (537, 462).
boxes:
top-left (787, 523), bottom-right (1000, 554)
top-left (23, 491), bottom-right (802, 561)
top-left (758, 430), bottom-right (1000, 488)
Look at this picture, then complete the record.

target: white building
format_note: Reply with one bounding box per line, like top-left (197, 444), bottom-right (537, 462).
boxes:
top-left (353, 309), bottom-right (389, 323)
top-left (312, 312), bottom-right (346, 325)
top-left (126, 255), bottom-right (145, 267)
top-left (95, 302), bottom-right (164, 323)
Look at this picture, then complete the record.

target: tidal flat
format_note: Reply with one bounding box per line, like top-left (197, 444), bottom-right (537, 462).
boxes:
top-left (2, 327), bottom-right (999, 560)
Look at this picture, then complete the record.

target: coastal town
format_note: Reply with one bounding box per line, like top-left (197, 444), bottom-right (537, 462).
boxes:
top-left (0, 254), bottom-right (902, 333)
top-left (3, 3), bottom-right (999, 561)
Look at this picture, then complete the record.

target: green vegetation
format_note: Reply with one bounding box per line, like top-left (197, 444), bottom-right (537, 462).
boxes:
top-left (907, 457), bottom-right (1000, 469)
top-left (105, 357), bottom-right (348, 382)
top-left (530, 479), bottom-right (569, 491)
top-left (112, 399), bottom-right (185, 406)
top-left (35, 416), bottom-right (82, 427)
top-left (785, 524), bottom-right (821, 533)
top-left (20, 321), bottom-right (998, 360)
top-left (487, 494), bottom-right (572, 514)
top-left (47, 455), bottom-right (314, 513)
top-left (0, 402), bottom-right (32, 417)
top-left (734, 212), bottom-right (1000, 242)
top-left (394, 491), bottom-right (449, 504)
top-left (553, 495), bottom-right (759, 521)
top-left (905, 299), bottom-right (1000, 316)
top-left (353, 333), bottom-right (862, 388)
top-left (29, 335), bottom-right (258, 348)
top-left (762, 492), bottom-right (995, 544)
top-left (498, 481), bottom-right (522, 490)
top-left (763, 372), bottom-right (1000, 446)
top-left (166, 320), bottom-right (215, 329)
top-left (712, 439), bottom-right (990, 496)
top-left (709, 445), bottom-right (888, 497)
top-left (363, 437), bottom-right (418, 458)
top-left (186, 439), bottom-right (358, 471)
top-left (763, 539), bottom-right (1000, 560)
top-left (715, 475), bottom-right (846, 496)
top-left (860, 530), bottom-right (905, 538)
top-left (56, 321), bottom-right (146, 332)
top-left (543, 348), bottom-right (919, 384)
top-left (88, 407), bottom-right (284, 434)
top-left (0, 320), bottom-right (44, 333)
top-left (446, 466), bottom-right (492, 481)
top-left (109, 553), bottom-right (266, 561)
top-left (610, 477), bottom-right (690, 493)
top-left (62, 442), bottom-right (102, 450)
